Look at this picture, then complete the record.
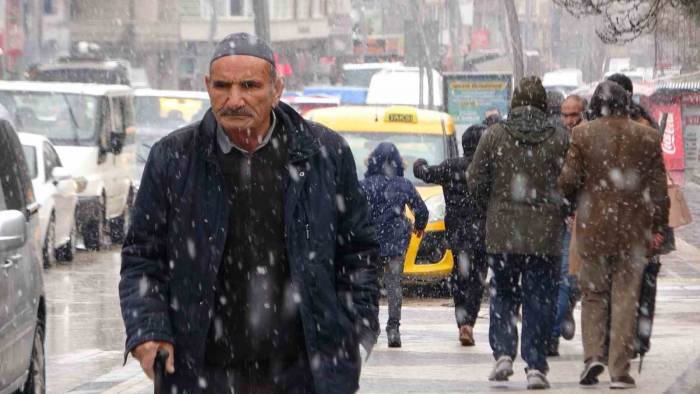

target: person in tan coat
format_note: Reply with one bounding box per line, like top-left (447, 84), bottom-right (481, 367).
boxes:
top-left (558, 81), bottom-right (669, 390)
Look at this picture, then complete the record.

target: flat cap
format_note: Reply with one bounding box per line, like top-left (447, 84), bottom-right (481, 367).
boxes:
top-left (210, 32), bottom-right (275, 66)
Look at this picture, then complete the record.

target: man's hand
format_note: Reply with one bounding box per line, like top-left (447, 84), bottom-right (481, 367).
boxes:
top-left (131, 341), bottom-right (175, 381)
top-left (414, 229), bottom-right (425, 238)
top-left (413, 158), bottom-right (428, 178)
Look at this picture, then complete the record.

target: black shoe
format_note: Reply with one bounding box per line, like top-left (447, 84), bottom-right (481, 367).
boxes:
top-left (547, 337), bottom-right (560, 357)
top-left (387, 326), bottom-right (401, 348)
top-left (579, 359), bottom-right (605, 386)
top-left (611, 375), bottom-right (636, 389)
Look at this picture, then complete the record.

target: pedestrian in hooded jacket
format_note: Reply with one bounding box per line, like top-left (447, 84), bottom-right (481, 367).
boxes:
top-left (413, 124), bottom-right (488, 347)
top-left (119, 33), bottom-right (379, 394)
top-left (360, 142), bottom-right (429, 348)
top-left (560, 81), bottom-right (669, 390)
top-left (467, 76), bottom-right (569, 390)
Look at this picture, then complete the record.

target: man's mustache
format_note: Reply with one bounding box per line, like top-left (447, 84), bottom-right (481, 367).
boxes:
top-left (218, 107), bottom-right (253, 117)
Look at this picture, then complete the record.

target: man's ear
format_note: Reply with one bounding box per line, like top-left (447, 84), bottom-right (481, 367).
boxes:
top-left (272, 75), bottom-right (285, 106)
top-left (204, 74), bottom-right (211, 89)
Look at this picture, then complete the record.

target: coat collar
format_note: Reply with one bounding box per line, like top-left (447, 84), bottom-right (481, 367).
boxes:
top-left (197, 101), bottom-right (320, 164)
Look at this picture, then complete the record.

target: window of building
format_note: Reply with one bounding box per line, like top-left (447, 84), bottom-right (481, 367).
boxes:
top-left (311, 0), bottom-right (326, 18)
top-left (44, 0), bottom-right (55, 14)
top-left (269, 0), bottom-right (292, 20)
top-left (296, 0), bottom-right (310, 19)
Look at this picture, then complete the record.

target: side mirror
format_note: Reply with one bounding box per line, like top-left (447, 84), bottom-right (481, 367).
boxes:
top-left (51, 166), bottom-right (72, 183)
top-left (0, 210), bottom-right (27, 251)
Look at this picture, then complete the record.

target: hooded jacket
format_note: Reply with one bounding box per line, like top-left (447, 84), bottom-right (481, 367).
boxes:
top-left (467, 106), bottom-right (569, 256)
top-left (413, 124), bottom-right (487, 251)
top-left (360, 142), bottom-right (429, 257)
top-left (119, 102), bottom-right (379, 394)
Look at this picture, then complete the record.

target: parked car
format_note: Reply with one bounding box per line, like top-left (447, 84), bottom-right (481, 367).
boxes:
top-left (0, 105), bottom-right (46, 394)
top-left (19, 132), bottom-right (78, 267)
top-left (132, 89), bottom-right (210, 190)
top-left (0, 81), bottom-right (136, 251)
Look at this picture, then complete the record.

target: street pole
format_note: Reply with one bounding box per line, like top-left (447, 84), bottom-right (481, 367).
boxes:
top-left (253, 0), bottom-right (271, 43)
top-left (208, 0), bottom-right (218, 46)
top-left (503, 0), bottom-right (524, 84)
top-left (411, 0), bottom-right (435, 109)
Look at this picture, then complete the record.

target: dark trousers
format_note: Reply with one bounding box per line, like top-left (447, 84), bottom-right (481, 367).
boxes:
top-left (451, 247), bottom-right (488, 327)
top-left (201, 355), bottom-right (316, 394)
top-left (488, 253), bottom-right (559, 373)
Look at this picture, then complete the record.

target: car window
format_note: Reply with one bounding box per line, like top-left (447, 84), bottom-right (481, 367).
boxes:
top-left (0, 120), bottom-right (33, 210)
top-left (22, 145), bottom-right (38, 180)
top-left (43, 142), bottom-right (62, 180)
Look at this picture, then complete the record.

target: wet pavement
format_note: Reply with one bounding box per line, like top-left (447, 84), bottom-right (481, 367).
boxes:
top-left (43, 184), bottom-right (700, 393)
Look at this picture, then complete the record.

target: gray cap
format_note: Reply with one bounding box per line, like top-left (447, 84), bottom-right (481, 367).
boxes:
top-left (210, 32), bottom-right (275, 66)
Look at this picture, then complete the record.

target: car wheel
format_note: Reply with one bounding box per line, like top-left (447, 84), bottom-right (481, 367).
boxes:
top-left (42, 215), bottom-right (57, 269)
top-left (56, 219), bottom-right (77, 263)
top-left (19, 323), bottom-right (46, 394)
top-left (82, 198), bottom-right (108, 251)
top-left (109, 189), bottom-right (133, 244)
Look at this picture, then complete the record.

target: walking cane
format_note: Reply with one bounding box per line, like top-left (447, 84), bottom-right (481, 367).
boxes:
top-left (154, 348), bottom-right (169, 394)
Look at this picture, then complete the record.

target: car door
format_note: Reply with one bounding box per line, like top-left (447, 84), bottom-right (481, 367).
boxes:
top-left (44, 141), bottom-right (76, 246)
top-left (0, 121), bottom-right (40, 390)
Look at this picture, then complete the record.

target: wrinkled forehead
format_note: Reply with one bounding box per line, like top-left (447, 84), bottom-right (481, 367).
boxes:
top-left (209, 55), bottom-right (272, 80)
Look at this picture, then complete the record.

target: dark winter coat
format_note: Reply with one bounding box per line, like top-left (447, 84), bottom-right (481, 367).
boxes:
top-left (413, 125), bottom-right (487, 252)
top-left (558, 115), bottom-right (669, 258)
top-left (467, 106), bottom-right (570, 256)
top-left (360, 142), bottom-right (428, 258)
top-left (119, 102), bottom-right (380, 394)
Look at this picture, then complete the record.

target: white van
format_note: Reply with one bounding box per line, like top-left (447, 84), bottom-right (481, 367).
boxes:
top-left (0, 81), bottom-right (136, 250)
top-left (542, 68), bottom-right (583, 96)
top-left (366, 66), bottom-right (444, 109)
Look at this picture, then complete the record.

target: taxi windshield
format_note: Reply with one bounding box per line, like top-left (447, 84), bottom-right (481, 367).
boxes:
top-left (338, 131), bottom-right (448, 185)
top-left (134, 96), bottom-right (209, 130)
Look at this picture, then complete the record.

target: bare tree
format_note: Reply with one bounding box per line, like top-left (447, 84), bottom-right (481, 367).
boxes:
top-left (503, 0), bottom-right (524, 83)
top-left (553, 0), bottom-right (700, 43)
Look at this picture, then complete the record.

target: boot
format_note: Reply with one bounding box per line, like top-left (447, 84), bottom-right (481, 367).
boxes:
top-left (387, 326), bottom-right (401, 348)
top-left (459, 325), bottom-right (475, 346)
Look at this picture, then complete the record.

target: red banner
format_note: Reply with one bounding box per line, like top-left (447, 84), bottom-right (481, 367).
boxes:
top-left (650, 103), bottom-right (685, 171)
top-left (682, 93), bottom-right (700, 106)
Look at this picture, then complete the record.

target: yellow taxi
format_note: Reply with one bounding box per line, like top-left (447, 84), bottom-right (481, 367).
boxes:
top-left (305, 105), bottom-right (459, 280)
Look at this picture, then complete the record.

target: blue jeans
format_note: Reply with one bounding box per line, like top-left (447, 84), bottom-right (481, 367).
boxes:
top-left (488, 253), bottom-right (559, 373)
top-left (553, 228), bottom-right (575, 337)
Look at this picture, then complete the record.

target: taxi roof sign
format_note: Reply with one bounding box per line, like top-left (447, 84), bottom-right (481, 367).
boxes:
top-left (384, 106), bottom-right (418, 124)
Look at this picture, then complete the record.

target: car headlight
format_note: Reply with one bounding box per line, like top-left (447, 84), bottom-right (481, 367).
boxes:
top-left (425, 194), bottom-right (446, 223)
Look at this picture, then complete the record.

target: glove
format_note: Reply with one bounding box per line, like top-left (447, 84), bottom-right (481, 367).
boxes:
top-left (413, 158), bottom-right (428, 178)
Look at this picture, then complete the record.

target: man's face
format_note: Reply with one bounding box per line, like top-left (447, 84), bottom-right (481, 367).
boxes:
top-left (561, 99), bottom-right (584, 132)
top-left (205, 55), bottom-right (283, 136)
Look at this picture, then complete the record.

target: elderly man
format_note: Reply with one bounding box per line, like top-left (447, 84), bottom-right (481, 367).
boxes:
top-left (561, 95), bottom-right (586, 132)
top-left (119, 33), bottom-right (379, 394)
top-left (559, 81), bottom-right (668, 390)
top-left (548, 94), bottom-right (586, 357)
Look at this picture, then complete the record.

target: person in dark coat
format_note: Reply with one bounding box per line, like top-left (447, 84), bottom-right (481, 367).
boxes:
top-left (360, 142), bottom-right (428, 348)
top-left (119, 33), bottom-right (380, 394)
top-left (467, 76), bottom-right (569, 390)
top-left (413, 124), bottom-right (487, 347)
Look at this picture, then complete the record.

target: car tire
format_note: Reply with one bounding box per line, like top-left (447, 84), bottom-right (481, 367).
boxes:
top-left (109, 189), bottom-right (133, 244)
top-left (55, 219), bottom-right (77, 263)
top-left (42, 215), bottom-right (57, 269)
top-left (82, 198), bottom-right (108, 251)
top-left (19, 323), bottom-right (46, 394)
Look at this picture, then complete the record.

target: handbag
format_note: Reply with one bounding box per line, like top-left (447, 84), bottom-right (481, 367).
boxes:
top-left (667, 175), bottom-right (692, 228)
